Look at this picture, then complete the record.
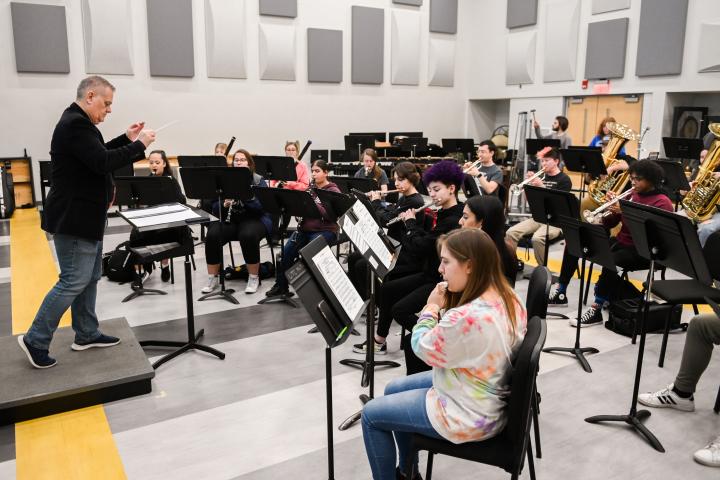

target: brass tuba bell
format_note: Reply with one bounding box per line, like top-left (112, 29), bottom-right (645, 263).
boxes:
top-left (681, 123), bottom-right (720, 222)
top-left (587, 122), bottom-right (640, 204)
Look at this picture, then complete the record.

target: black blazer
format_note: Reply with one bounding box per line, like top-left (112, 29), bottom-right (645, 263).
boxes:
top-left (42, 103), bottom-right (146, 241)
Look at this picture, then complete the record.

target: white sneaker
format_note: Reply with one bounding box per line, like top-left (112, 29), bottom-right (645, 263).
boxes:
top-left (694, 435), bottom-right (720, 467)
top-left (637, 384), bottom-right (695, 412)
top-left (245, 275), bottom-right (260, 294)
top-left (201, 275), bottom-right (219, 294)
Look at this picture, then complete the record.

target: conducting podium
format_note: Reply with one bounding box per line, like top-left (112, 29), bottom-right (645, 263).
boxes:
top-left (286, 235), bottom-right (367, 480)
top-left (118, 203), bottom-right (225, 369)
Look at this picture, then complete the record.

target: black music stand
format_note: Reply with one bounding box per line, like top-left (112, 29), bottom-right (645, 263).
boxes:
top-left (543, 216), bottom-right (606, 372)
top-left (561, 148), bottom-right (607, 201)
top-left (329, 176), bottom-right (377, 194)
top-left (180, 167), bottom-right (254, 304)
top-left (177, 155), bottom-right (227, 168)
top-left (337, 195), bottom-right (402, 431)
top-left (523, 185), bottom-right (579, 319)
top-left (119, 206), bottom-right (225, 369)
top-left (526, 138), bottom-right (561, 156)
top-left (253, 156), bottom-right (298, 184)
top-left (286, 235), bottom-right (367, 480)
top-left (344, 135), bottom-right (376, 162)
top-left (663, 137), bottom-right (704, 174)
top-left (114, 176), bottom-right (186, 302)
top-left (584, 201), bottom-right (700, 452)
top-left (253, 187), bottom-right (322, 307)
top-left (442, 138), bottom-right (475, 161)
top-left (656, 159), bottom-right (691, 211)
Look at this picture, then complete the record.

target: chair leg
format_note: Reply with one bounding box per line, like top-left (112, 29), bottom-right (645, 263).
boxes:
top-left (170, 258), bottom-right (175, 284)
top-left (425, 452), bottom-right (433, 480)
top-left (532, 391), bottom-right (542, 459)
top-left (526, 438), bottom-right (536, 480)
top-left (190, 254), bottom-right (196, 271)
top-left (693, 304), bottom-right (699, 315)
top-left (714, 384), bottom-right (720, 414)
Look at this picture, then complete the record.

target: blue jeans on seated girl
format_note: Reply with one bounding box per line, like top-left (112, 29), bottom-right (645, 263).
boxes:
top-left (275, 230), bottom-right (336, 291)
top-left (362, 371), bottom-right (443, 480)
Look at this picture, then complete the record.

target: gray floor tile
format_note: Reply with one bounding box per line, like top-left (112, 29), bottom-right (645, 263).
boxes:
top-left (0, 425), bottom-right (14, 463)
top-left (0, 246), bottom-right (9, 269)
top-left (0, 284), bottom-right (11, 337)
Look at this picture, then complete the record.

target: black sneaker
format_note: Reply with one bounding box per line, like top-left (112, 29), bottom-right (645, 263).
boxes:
top-left (17, 335), bottom-right (57, 369)
top-left (352, 340), bottom-right (387, 355)
top-left (265, 283), bottom-right (294, 297)
top-left (161, 266), bottom-right (171, 282)
top-left (569, 306), bottom-right (603, 328)
top-left (548, 287), bottom-right (569, 308)
top-left (71, 333), bottom-right (121, 351)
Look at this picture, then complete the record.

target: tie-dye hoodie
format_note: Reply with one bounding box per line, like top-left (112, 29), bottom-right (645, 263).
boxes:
top-left (411, 294), bottom-right (527, 444)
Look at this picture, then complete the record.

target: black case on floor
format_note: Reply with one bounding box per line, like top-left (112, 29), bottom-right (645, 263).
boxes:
top-left (606, 298), bottom-right (685, 337)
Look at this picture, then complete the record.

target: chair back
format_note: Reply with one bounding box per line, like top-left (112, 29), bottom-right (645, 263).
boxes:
top-left (501, 315), bottom-right (547, 474)
top-left (525, 266), bottom-right (551, 319)
top-left (703, 231), bottom-right (720, 281)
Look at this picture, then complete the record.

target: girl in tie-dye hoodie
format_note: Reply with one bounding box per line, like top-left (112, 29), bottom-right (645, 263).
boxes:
top-left (362, 229), bottom-right (527, 480)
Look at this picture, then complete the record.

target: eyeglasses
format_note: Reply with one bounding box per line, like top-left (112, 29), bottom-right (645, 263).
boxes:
top-left (630, 176), bottom-right (644, 182)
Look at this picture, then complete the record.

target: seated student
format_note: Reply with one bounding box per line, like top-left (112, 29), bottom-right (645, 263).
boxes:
top-left (505, 148), bottom-right (572, 266)
top-left (272, 140), bottom-right (310, 191)
top-left (361, 229), bottom-right (528, 480)
top-left (462, 140), bottom-right (504, 196)
top-left (129, 150), bottom-right (188, 283)
top-left (353, 160), bottom-right (465, 355)
top-left (638, 312), bottom-right (720, 468)
top-left (202, 149), bottom-right (272, 295)
top-left (588, 116), bottom-right (626, 155)
top-left (265, 160), bottom-right (340, 297)
top-left (355, 148), bottom-right (389, 193)
top-left (569, 160), bottom-right (673, 326)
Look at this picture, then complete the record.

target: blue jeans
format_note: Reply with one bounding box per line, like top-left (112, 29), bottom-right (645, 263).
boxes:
top-left (362, 372), bottom-right (443, 480)
top-left (26, 234), bottom-right (104, 350)
top-left (275, 230), bottom-right (336, 290)
top-left (698, 211), bottom-right (720, 247)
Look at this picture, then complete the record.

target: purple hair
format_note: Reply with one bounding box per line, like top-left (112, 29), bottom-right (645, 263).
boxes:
top-left (423, 160), bottom-right (465, 189)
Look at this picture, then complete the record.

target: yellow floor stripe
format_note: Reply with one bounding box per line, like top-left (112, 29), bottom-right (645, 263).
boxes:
top-left (11, 209), bottom-right (126, 480)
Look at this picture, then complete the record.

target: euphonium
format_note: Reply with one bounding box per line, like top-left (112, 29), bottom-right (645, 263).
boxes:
top-left (682, 123), bottom-right (720, 222)
top-left (588, 122), bottom-right (640, 204)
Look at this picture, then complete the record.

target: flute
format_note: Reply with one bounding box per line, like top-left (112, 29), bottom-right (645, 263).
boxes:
top-left (386, 200), bottom-right (435, 226)
top-left (365, 189), bottom-right (400, 197)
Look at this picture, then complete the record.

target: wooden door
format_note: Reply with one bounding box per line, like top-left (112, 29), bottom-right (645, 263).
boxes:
top-left (594, 95), bottom-right (643, 156)
top-left (565, 96), bottom-right (599, 147)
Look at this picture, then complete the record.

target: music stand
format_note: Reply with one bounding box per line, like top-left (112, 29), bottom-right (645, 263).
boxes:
top-left (662, 137), bottom-right (704, 160)
top-left (119, 205), bottom-right (225, 369)
top-left (655, 159), bottom-right (691, 211)
top-left (179, 166), bottom-right (254, 304)
top-left (311, 150), bottom-right (329, 162)
top-left (114, 176), bottom-right (187, 301)
top-left (253, 156), bottom-right (298, 183)
top-left (344, 135), bottom-right (376, 162)
top-left (442, 138), bottom-right (475, 161)
top-left (561, 148), bottom-right (607, 201)
top-left (526, 138), bottom-right (561, 156)
top-left (543, 216), bottom-right (607, 372)
top-left (314, 188), bottom-right (355, 220)
top-left (177, 155), bottom-right (227, 168)
top-left (584, 201), bottom-right (703, 452)
top-left (397, 137), bottom-right (428, 157)
top-left (253, 187), bottom-right (323, 308)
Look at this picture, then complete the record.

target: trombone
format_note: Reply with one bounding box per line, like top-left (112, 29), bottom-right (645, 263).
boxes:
top-left (582, 188), bottom-right (634, 224)
top-left (509, 170), bottom-right (545, 197)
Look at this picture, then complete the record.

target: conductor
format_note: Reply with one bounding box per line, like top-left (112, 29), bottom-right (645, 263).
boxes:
top-left (18, 75), bottom-right (156, 369)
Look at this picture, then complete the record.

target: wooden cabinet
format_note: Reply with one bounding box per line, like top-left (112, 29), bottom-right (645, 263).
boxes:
top-left (1, 155), bottom-right (35, 207)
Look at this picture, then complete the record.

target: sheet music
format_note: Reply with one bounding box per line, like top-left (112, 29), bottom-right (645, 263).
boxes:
top-left (312, 246), bottom-right (365, 321)
top-left (122, 204), bottom-right (188, 219)
top-left (350, 202), bottom-right (393, 268)
top-left (341, 216), bottom-right (368, 254)
top-left (126, 209), bottom-right (200, 228)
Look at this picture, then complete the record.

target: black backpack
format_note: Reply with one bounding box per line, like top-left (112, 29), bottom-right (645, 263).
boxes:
top-left (102, 241), bottom-right (136, 283)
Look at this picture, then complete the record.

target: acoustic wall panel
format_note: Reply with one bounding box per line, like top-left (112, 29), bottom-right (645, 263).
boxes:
top-left (147, 0), bottom-right (194, 77)
top-left (393, 0), bottom-right (422, 5)
top-left (507, 0), bottom-right (538, 29)
top-left (428, 38), bottom-right (454, 86)
top-left (352, 6), bottom-right (384, 85)
top-left (307, 28), bottom-right (342, 83)
top-left (635, 0), bottom-right (687, 77)
top-left (259, 0), bottom-right (296, 18)
top-left (506, 31), bottom-right (536, 85)
top-left (698, 21), bottom-right (720, 73)
top-left (591, 0), bottom-right (630, 15)
top-left (205, 0), bottom-right (246, 79)
top-left (259, 23), bottom-right (296, 81)
top-left (430, 0), bottom-right (457, 34)
top-left (584, 18), bottom-right (628, 80)
top-left (391, 10), bottom-right (420, 85)
top-left (81, 0), bottom-right (133, 75)
top-left (10, 3), bottom-right (70, 73)
top-left (543, 0), bottom-right (579, 82)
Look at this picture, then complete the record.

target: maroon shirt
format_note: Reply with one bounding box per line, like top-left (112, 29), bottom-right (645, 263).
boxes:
top-left (602, 189), bottom-right (673, 246)
top-left (300, 182), bottom-right (341, 232)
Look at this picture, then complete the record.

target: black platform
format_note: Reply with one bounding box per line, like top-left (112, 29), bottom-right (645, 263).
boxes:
top-left (0, 318), bottom-right (154, 425)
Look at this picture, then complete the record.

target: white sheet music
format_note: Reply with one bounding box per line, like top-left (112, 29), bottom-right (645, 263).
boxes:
top-left (312, 246), bottom-right (364, 321)
top-left (128, 210), bottom-right (201, 228)
top-left (342, 216), bottom-right (368, 254)
top-left (122, 204), bottom-right (188, 219)
top-left (350, 202), bottom-right (393, 268)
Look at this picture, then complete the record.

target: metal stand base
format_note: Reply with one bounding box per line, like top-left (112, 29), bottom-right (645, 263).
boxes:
top-left (141, 329), bottom-right (225, 370)
top-left (542, 346), bottom-right (599, 373)
top-left (585, 410), bottom-right (664, 452)
top-left (198, 287), bottom-right (239, 305)
top-left (339, 358), bottom-right (401, 388)
top-left (258, 293), bottom-right (300, 308)
top-left (122, 286), bottom-right (167, 303)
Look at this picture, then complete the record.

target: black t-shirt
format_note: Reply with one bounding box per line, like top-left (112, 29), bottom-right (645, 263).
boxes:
top-left (372, 192), bottom-right (425, 241)
top-left (542, 171), bottom-right (572, 192)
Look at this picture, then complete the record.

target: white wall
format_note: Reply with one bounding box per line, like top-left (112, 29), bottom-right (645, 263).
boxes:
top-left (462, 0), bottom-right (720, 154)
top-left (0, 0), bottom-right (470, 197)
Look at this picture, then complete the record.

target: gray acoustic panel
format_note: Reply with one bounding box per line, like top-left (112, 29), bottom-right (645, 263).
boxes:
top-left (429, 0), bottom-right (457, 34)
top-left (584, 18), bottom-right (628, 80)
top-left (259, 0), bottom-right (296, 18)
top-left (147, 0), bottom-right (194, 77)
top-left (307, 28), bottom-right (342, 83)
top-left (506, 0), bottom-right (538, 29)
top-left (591, 0), bottom-right (630, 14)
top-left (698, 22), bottom-right (720, 73)
top-left (352, 6), bottom-right (384, 85)
top-left (10, 3), bottom-right (69, 73)
top-left (635, 0), bottom-right (688, 77)
top-left (393, 0), bottom-right (422, 5)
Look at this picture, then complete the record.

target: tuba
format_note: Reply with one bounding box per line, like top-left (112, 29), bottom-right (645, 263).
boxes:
top-left (682, 123), bottom-right (720, 222)
top-left (588, 122), bottom-right (640, 204)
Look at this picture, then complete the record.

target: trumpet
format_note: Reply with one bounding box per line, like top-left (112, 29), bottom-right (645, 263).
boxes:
top-left (582, 188), bottom-right (634, 224)
top-left (462, 160), bottom-right (482, 174)
top-left (509, 170), bottom-right (545, 197)
top-left (365, 189), bottom-right (400, 197)
top-left (386, 200), bottom-right (435, 226)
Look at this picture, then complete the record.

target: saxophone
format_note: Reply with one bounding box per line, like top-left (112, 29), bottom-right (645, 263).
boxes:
top-left (588, 122), bottom-right (640, 204)
top-left (682, 123), bottom-right (720, 222)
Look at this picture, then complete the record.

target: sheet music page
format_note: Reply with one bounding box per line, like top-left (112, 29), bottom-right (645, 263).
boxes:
top-left (312, 245), bottom-right (364, 320)
top-left (350, 202), bottom-right (393, 268)
top-left (123, 204), bottom-right (188, 219)
top-left (342, 216), bottom-right (368, 254)
top-left (129, 209), bottom-right (200, 228)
